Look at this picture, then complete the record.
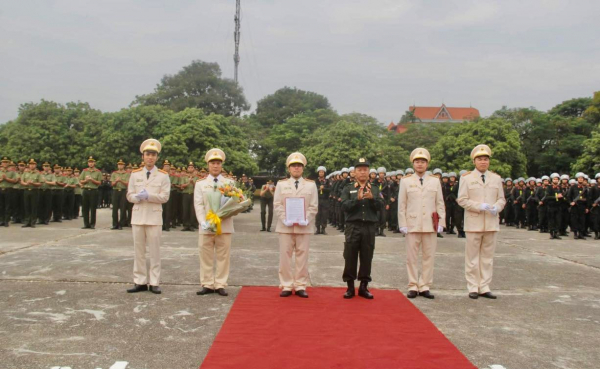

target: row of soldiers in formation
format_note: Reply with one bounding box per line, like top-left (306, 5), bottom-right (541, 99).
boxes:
top-left (0, 157), bottom-right (257, 230)
top-left (306, 166), bottom-right (600, 241)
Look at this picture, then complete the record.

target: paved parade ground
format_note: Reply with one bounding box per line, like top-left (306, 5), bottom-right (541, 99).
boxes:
top-left (1, 208), bottom-right (599, 369)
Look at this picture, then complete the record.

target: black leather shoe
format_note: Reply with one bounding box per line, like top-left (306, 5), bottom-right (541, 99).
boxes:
top-left (260, 228), bottom-right (266, 232)
top-left (22, 224), bottom-right (31, 228)
top-left (358, 282), bottom-right (373, 299)
top-left (110, 226), bottom-right (119, 230)
top-left (127, 284), bottom-right (148, 293)
top-left (267, 228), bottom-right (271, 232)
top-left (419, 291), bottom-right (435, 299)
top-left (479, 292), bottom-right (497, 299)
top-left (407, 290), bottom-right (418, 299)
top-left (295, 290), bottom-right (308, 298)
top-left (437, 233), bottom-right (443, 238)
top-left (216, 288), bottom-right (228, 296)
top-left (322, 230), bottom-right (327, 235)
top-left (149, 286), bottom-right (162, 294)
top-left (469, 292), bottom-right (479, 299)
top-left (280, 290), bottom-right (292, 297)
top-left (90, 225), bottom-right (95, 229)
top-left (196, 287), bottom-right (215, 295)
top-left (343, 289), bottom-right (355, 299)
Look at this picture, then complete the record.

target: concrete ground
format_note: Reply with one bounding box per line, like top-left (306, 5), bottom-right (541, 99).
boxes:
top-left (0, 208), bottom-right (599, 369)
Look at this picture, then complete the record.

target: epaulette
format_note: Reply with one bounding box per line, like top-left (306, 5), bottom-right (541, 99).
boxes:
top-left (304, 178), bottom-right (314, 182)
top-left (158, 169), bottom-right (168, 174)
top-left (462, 171), bottom-right (471, 177)
top-left (83, 168), bottom-right (89, 172)
top-left (132, 168), bottom-right (143, 173)
top-left (405, 174), bottom-right (412, 178)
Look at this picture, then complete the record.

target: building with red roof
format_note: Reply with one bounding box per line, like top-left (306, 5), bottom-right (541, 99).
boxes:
top-left (388, 104), bottom-right (480, 133)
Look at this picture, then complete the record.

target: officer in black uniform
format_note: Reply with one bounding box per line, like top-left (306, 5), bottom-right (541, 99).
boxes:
top-left (375, 167), bottom-right (389, 237)
top-left (341, 158), bottom-right (383, 300)
top-left (568, 172), bottom-right (588, 239)
top-left (315, 166), bottom-right (331, 235)
top-left (336, 168), bottom-right (350, 232)
top-left (545, 173), bottom-right (565, 239)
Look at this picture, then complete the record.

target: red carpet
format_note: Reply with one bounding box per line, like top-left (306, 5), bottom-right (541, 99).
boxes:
top-left (201, 286), bottom-right (475, 369)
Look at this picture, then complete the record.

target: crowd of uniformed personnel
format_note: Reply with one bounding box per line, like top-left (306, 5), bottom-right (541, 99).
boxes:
top-left (307, 166), bottom-right (600, 241)
top-left (2, 154), bottom-right (599, 242)
top-left (0, 156), bottom-right (256, 231)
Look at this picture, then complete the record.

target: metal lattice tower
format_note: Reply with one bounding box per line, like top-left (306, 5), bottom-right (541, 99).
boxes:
top-left (233, 0), bottom-right (241, 84)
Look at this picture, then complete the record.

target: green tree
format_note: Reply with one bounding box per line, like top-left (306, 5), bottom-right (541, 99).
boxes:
top-left (573, 91), bottom-right (600, 173)
top-left (393, 123), bottom-right (453, 153)
top-left (431, 119), bottom-right (526, 178)
top-left (548, 97), bottom-right (592, 118)
top-left (133, 60), bottom-right (250, 116)
top-left (252, 87), bottom-right (331, 129)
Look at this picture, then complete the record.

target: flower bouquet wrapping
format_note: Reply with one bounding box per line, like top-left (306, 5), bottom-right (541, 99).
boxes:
top-left (203, 182), bottom-right (251, 235)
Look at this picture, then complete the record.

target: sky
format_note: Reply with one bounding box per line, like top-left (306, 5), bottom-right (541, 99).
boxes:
top-left (1, 0), bottom-right (599, 125)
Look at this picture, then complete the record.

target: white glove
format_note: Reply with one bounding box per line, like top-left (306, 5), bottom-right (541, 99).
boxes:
top-left (137, 189), bottom-right (149, 200)
top-left (283, 220), bottom-right (294, 227)
top-left (399, 227), bottom-right (408, 234)
top-left (437, 225), bottom-right (444, 234)
top-left (479, 203), bottom-right (490, 211)
top-left (298, 219), bottom-right (308, 226)
top-left (200, 221), bottom-right (210, 230)
top-left (488, 206), bottom-right (498, 216)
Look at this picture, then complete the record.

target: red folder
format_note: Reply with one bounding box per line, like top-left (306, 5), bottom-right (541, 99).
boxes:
top-left (432, 212), bottom-right (440, 230)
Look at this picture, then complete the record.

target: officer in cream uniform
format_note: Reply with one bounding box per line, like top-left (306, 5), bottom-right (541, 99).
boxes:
top-left (194, 148), bottom-right (235, 297)
top-left (126, 139), bottom-right (171, 294)
top-left (397, 148), bottom-right (445, 299)
top-left (273, 152), bottom-right (319, 298)
top-left (457, 144), bottom-right (506, 300)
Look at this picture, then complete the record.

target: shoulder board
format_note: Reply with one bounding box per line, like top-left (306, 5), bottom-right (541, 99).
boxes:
top-left (132, 168), bottom-right (143, 173)
top-left (196, 178), bottom-right (203, 182)
top-left (83, 168), bottom-right (89, 172)
top-left (304, 178), bottom-right (314, 182)
top-left (158, 169), bottom-right (168, 174)
top-left (404, 174), bottom-right (412, 178)
top-left (462, 171), bottom-right (471, 177)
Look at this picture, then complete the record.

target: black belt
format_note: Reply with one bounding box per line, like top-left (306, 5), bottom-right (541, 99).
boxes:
top-left (83, 188), bottom-right (98, 191)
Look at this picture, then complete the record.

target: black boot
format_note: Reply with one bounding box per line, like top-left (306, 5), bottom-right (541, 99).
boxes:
top-left (343, 280), bottom-right (355, 299)
top-left (379, 229), bottom-right (386, 237)
top-left (574, 231), bottom-right (579, 240)
top-left (315, 225), bottom-right (320, 235)
top-left (595, 232), bottom-right (600, 240)
top-left (358, 281), bottom-right (374, 299)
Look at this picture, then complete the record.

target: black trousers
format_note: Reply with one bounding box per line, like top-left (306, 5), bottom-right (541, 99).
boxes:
top-left (260, 197), bottom-right (274, 229)
top-left (52, 190), bottom-right (63, 221)
top-left (82, 189), bottom-right (98, 227)
top-left (343, 221), bottom-right (376, 282)
top-left (336, 201), bottom-right (345, 229)
top-left (23, 189), bottom-right (39, 226)
top-left (504, 201), bottom-right (514, 224)
top-left (316, 200), bottom-right (329, 229)
top-left (378, 206), bottom-right (387, 230)
top-left (163, 192), bottom-right (175, 229)
top-left (570, 202), bottom-right (587, 232)
top-left (0, 188), bottom-right (13, 224)
top-left (525, 203), bottom-right (537, 228)
top-left (513, 203), bottom-right (525, 226)
top-left (547, 206), bottom-right (561, 232)
top-left (181, 193), bottom-right (193, 228)
top-left (14, 189), bottom-right (24, 222)
top-left (63, 190), bottom-right (75, 219)
top-left (538, 205), bottom-right (548, 230)
top-left (388, 201), bottom-right (398, 230)
top-left (39, 189), bottom-right (53, 223)
top-left (126, 200), bottom-right (133, 226)
top-left (74, 194), bottom-right (82, 218)
top-left (112, 189), bottom-right (127, 227)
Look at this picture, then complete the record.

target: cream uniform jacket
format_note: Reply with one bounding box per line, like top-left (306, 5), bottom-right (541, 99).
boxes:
top-left (194, 175), bottom-right (236, 234)
top-left (126, 167), bottom-right (171, 225)
top-left (457, 170), bottom-right (506, 232)
top-left (398, 174), bottom-right (446, 232)
top-left (274, 177), bottom-right (319, 234)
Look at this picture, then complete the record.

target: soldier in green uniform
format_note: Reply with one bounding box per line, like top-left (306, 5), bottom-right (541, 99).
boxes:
top-left (0, 157), bottom-right (19, 226)
top-left (124, 163), bottom-right (134, 227)
top-left (62, 167), bottom-right (76, 220)
top-left (52, 164), bottom-right (66, 222)
top-left (21, 159), bottom-right (42, 227)
top-left (13, 161), bottom-right (26, 223)
top-left (341, 158), bottom-right (384, 299)
top-left (180, 162), bottom-right (196, 231)
top-left (73, 168), bottom-right (83, 219)
top-left (38, 162), bottom-right (55, 225)
top-left (110, 159), bottom-right (129, 230)
top-left (79, 156), bottom-right (102, 229)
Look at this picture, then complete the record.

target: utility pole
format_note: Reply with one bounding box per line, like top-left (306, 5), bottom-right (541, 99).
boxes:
top-left (234, 0), bottom-right (241, 84)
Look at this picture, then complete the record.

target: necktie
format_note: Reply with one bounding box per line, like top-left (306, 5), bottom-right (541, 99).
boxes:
top-left (419, 178), bottom-right (423, 186)
top-left (146, 171), bottom-right (150, 180)
top-left (481, 174), bottom-right (485, 183)
top-left (295, 180), bottom-right (299, 189)
top-left (213, 178), bottom-right (218, 189)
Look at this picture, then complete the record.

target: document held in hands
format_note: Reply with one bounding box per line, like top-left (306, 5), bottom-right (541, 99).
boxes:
top-left (285, 197), bottom-right (306, 224)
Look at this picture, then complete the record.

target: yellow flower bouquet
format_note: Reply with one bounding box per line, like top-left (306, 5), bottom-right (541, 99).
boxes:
top-left (204, 182), bottom-right (251, 235)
